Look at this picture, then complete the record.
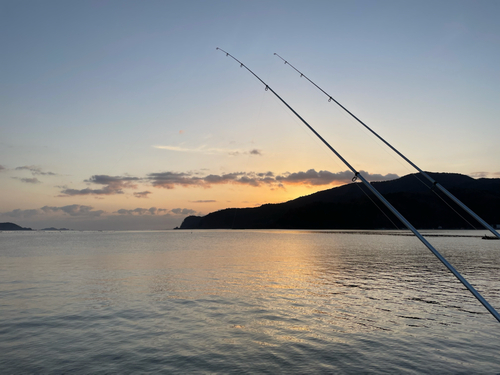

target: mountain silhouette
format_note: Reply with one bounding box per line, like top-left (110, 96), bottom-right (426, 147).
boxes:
top-left (180, 172), bottom-right (500, 230)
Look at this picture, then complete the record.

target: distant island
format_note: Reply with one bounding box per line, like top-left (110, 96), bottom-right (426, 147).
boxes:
top-left (0, 223), bottom-right (73, 231)
top-left (0, 222), bottom-right (33, 231)
top-left (40, 227), bottom-right (71, 231)
top-left (179, 172), bottom-right (500, 230)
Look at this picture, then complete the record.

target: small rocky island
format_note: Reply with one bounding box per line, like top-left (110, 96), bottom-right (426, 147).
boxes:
top-left (0, 222), bottom-right (33, 231)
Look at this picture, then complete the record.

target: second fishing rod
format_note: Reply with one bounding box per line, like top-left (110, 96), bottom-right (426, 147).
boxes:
top-left (274, 53), bottom-right (500, 240)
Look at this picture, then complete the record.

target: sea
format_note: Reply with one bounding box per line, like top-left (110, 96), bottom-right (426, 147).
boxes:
top-left (0, 229), bottom-right (499, 374)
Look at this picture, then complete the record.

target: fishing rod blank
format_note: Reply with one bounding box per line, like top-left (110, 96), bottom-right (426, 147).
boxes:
top-left (274, 53), bottom-right (500, 240)
top-left (216, 47), bottom-right (500, 323)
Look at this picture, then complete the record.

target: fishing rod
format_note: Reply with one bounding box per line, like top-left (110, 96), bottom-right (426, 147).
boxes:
top-left (216, 47), bottom-right (500, 322)
top-left (274, 53), bottom-right (500, 240)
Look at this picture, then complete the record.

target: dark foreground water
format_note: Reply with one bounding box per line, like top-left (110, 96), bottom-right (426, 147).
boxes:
top-left (1, 230), bottom-right (499, 373)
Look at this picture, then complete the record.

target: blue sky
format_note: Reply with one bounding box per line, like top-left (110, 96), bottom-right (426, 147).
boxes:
top-left (1, 0), bottom-right (499, 230)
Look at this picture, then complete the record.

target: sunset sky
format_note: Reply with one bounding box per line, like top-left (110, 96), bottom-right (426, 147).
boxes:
top-left (1, 0), bottom-right (499, 230)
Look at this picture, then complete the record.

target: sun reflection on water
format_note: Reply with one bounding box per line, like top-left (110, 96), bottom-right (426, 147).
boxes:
top-left (2, 230), bottom-right (499, 373)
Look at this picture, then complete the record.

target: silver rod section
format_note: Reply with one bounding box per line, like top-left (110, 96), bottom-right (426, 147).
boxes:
top-left (274, 53), bottom-right (500, 240)
top-left (217, 47), bottom-right (500, 322)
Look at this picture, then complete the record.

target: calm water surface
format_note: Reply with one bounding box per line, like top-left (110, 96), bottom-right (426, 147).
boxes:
top-left (1, 230), bottom-right (499, 373)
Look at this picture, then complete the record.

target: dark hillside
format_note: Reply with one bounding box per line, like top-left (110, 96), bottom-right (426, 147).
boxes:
top-left (0, 222), bottom-right (32, 231)
top-left (180, 173), bottom-right (500, 230)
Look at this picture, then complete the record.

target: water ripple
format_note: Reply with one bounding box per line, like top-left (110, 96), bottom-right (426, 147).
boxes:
top-left (0, 230), bottom-right (499, 373)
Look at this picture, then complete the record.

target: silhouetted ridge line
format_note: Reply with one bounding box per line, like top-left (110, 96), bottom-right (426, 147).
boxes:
top-left (180, 172), bottom-right (500, 230)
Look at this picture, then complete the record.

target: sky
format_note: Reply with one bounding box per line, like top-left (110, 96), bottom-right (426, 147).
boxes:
top-left (1, 0), bottom-right (499, 230)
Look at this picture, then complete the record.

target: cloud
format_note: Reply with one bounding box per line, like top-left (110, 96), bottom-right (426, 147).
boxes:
top-left (1, 205), bottom-right (105, 219)
top-left (0, 205), bottom-right (192, 231)
top-left (134, 191), bottom-right (152, 198)
top-left (13, 177), bottom-right (42, 184)
top-left (469, 172), bottom-right (488, 178)
top-left (2, 205), bottom-right (175, 220)
top-left (40, 205), bottom-right (105, 217)
top-left (154, 145), bottom-right (262, 157)
top-left (114, 207), bottom-right (169, 215)
top-left (148, 171), bottom-right (274, 189)
top-left (60, 187), bottom-right (113, 196)
top-left (359, 171), bottom-right (400, 182)
top-left (15, 165), bottom-right (56, 176)
top-left (59, 175), bottom-right (141, 196)
top-left (147, 171), bottom-right (203, 189)
top-left (469, 171), bottom-right (500, 178)
top-left (116, 208), bottom-right (149, 215)
top-left (59, 187), bottom-right (123, 196)
top-left (87, 175), bottom-right (140, 187)
top-left (153, 145), bottom-right (242, 155)
top-left (1, 208), bottom-right (40, 219)
top-left (190, 200), bottom-right (216, 203)
top-left (57, 169), bottom-right (398, 199)
top-left (276, 169), bottom-right (398, 185)
top-left (114, 207), bottom-right (182, 216)
top-left (0, 165), bottom-right (5, 171)
top-left (276, 170), bottom-right (348, 185)
top-left (148, 169), bottom-right (397, 189)
top-left (170, 208), bottom-right (197, 215)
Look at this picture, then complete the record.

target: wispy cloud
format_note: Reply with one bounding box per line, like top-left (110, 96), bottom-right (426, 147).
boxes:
top-left (1, 205), bottom-right (198, 220)
top-left (1, 208), bottom-right (40, 219)
top-left (15, 165), bottom-right (57, 176)
top-left (114, 207), bottom-right (195, 216)
top-left (147, 171), bottom-right (269, 189)
top-left (133, 191), bottom-right (152, 198)
top-left (13, 177), bottom-right (42, 184)
top-left (153, 145), bottom-right (239, 155)
top-left (115, 207), bottom-right (169, 215)
top-left (154, 145), bottom-right (262, 156)
top-left (147, 171), bottom-right (202, 189)
top-left (0, 165), bottom-right (5, 172)
top-left (56, 169), bottom-right (398, 198)
top-left (59, 175), bottom-right (141, 196)
top-left (276, 169), bottom-right (399, 186)
top-left (190, 200), bottom-right (217, 203)
top-left (41, 205), bottom-right (105, 217)
top-left (469, 171), bottom-right (500, 178)
top-left (1, 205), bottom-right (105, 219)
top-left (147, 169), bottom-right (398, 189)
top-left (10, 165), bottom-right (57, 184)
top-left (469, 172), bottom-right (487, 178)
top-left (170, 208), bottom-right (197, 215)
